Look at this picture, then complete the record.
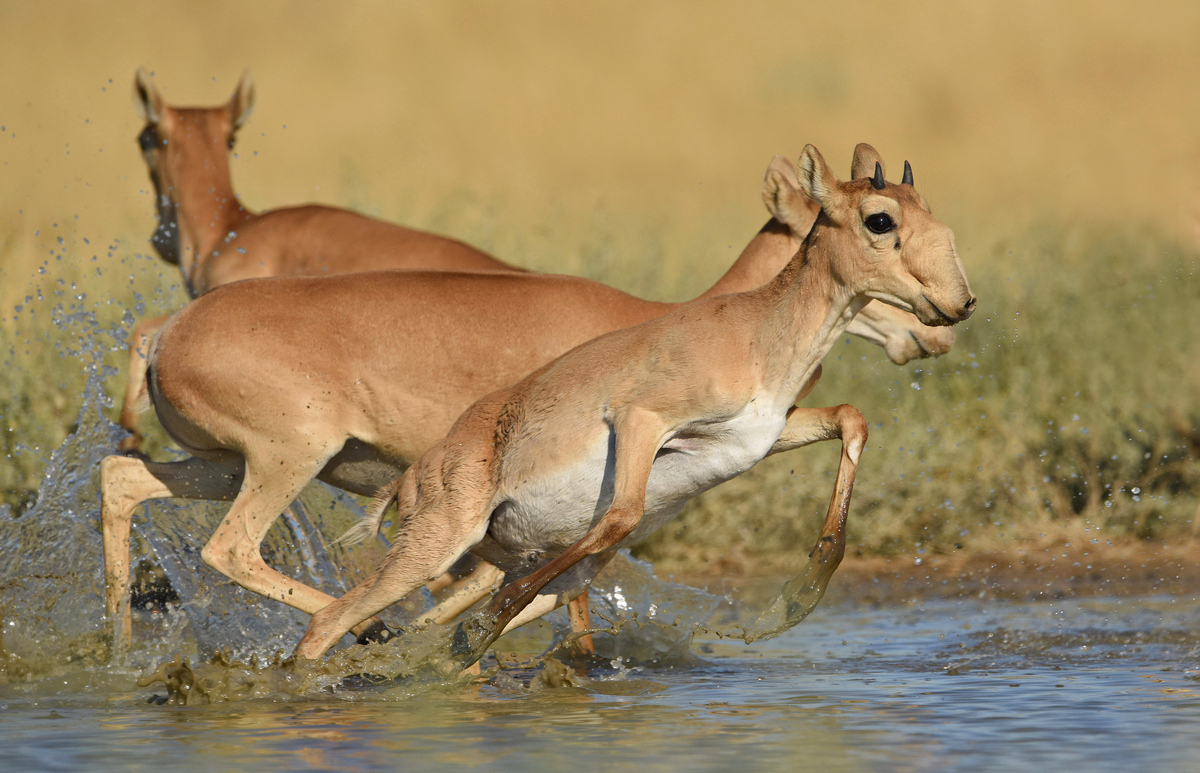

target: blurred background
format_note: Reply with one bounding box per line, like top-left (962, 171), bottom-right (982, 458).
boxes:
top-left (2, 1), bottom-right (1197, 584)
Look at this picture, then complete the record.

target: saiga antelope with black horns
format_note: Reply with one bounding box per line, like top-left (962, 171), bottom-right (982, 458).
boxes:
top-left (294, 145), bottom-right (975, 663)
top-left (119, 69), bottom-right (519, 453)
top-left (100, 144), bottom-right (955, 658)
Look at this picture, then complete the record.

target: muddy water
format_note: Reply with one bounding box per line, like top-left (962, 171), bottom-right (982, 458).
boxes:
top-left (2, 595), bottom-right (1199, 771)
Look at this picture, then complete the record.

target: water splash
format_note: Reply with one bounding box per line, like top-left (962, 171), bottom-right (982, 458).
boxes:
top-left (0, 311), bottom-right (843, 688)
top-left (0, 311), bottom-right (416, 678)
top-left (549, 551), bottom-right (718, 666)
top-left (733, 536), bottom-right (843, 643)
top-left (0, 312), bottom-right (123, 679)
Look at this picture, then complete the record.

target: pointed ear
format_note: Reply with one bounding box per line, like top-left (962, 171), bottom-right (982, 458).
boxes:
top-left (795, 145), bottom-right (843, 212)
top-left (227, 70), bottom-right (255, 130)
top-left (762, 155), bottom-right (820, 237)
top-left (850, 143), bottom-right (885, 181)
top-left (133, 67), bottom-right (163, 124)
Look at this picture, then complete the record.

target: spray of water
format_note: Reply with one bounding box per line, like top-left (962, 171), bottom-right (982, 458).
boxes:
top-left (0, 311), bottom-right (843, 696)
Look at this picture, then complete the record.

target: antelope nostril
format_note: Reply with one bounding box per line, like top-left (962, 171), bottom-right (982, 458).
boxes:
top-left (964, 297), bottom-right (977, 312)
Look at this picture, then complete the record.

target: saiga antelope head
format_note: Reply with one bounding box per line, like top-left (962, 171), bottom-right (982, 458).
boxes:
top-left (796, 143), bottom-right (976, 327)
top-left (132, 68), bottom-right (255, 266)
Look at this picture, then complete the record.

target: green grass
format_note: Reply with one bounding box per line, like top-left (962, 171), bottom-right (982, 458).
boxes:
top-left (2, 207), bottom-right (1197, 575)
top-left (637, 221), bottom-right (1200, 572)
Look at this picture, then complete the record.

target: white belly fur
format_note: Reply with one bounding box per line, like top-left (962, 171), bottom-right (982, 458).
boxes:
top-left (483, 399), bottom-right (784, 571)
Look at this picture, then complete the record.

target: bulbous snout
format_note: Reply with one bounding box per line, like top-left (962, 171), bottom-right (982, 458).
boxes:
top-left (919, 292), bottom-right (976, 327)
top-left (886, 325), bottom-right (956, 364)
top-left (860, 301), bottom-right (959, 364)
top-left (903, 224), bottom-right (976, 327)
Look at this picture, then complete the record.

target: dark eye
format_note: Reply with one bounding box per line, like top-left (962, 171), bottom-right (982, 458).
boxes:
top-left (137, 126), bottom-right (159, 151)
top-left (865, 213), bottom-right (895, 234)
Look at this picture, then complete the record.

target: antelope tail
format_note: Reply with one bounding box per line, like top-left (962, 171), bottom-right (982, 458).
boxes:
top-left (337, 477), bottom-right (404, 546)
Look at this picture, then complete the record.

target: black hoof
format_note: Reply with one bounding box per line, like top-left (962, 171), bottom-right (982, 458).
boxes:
top-left (450, 622), bottom-right (472, 658)
top-left (356, 620), bottom-right (397, 646)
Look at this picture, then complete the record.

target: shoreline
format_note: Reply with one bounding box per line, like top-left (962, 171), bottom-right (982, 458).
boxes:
top-left (669, 540), bottom-right (1200, 605)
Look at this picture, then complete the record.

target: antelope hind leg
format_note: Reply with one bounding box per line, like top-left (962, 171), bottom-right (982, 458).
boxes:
top-left (295, 480), bottom-right (495, 660)
top-left (197, 451), bottom-right (392, 641)
top-left (100, 453), bottom-right (243, 660)
top-left (117, 314), bottom-right (168, 455)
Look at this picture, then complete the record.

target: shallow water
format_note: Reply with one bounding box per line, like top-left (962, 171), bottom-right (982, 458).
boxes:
top-left (3, 595), bottom-right (1200, 772)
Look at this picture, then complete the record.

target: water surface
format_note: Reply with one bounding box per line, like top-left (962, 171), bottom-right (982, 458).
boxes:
top-left (3, 595), bottom-right (1199, 772)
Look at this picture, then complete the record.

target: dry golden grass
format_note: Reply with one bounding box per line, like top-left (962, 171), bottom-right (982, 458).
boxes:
top-left (3, 1), bottom-right (1200, 285)
top-left (1, 2), bottom-right (1197, 565)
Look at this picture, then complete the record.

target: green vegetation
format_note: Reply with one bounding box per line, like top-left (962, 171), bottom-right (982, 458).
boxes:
top-left (5, 0), bottom-right (1200, 575)
top-left (2, 207), bottom-right (1197, 575)
top-left (640, 221), bottom-right (1200, 572)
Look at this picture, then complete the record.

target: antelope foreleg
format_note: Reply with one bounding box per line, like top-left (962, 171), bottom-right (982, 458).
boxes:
top-left (747, 404), bottom-right (867, 641)
top-left (768, 402), bottom-right (866, 461)
top-left (423, 561), bottom-right (505, 624)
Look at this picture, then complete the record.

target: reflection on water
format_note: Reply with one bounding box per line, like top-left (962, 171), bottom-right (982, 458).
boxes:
top-left (2, 596), bottom-right (1200, 771)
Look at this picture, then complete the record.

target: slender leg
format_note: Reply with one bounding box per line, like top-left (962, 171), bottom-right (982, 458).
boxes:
top-left (747, 403), bottom-right (867, 641)
top-left (101, 453), bottom-right (243, 659)
top-left (197, 452), bottom-right (384, 631)
top-left (768, 402), bottom-right (866, 461)
top-left (423, 561), bottom-right (505, 624)
top-left (493, 549), bottom-right (619, 639)
top-left (295, 460), bottom-right (497, 660)
top-left (426, 556), bottom-right (610, 645)
top-left (567, 592), bottom-right (594, 654)
top-left (117, 314), bottom-right (168, 455)
top-left (426, 554), bottom-right (484, 595)
top-left (101, 447), bottom-right (392, 660)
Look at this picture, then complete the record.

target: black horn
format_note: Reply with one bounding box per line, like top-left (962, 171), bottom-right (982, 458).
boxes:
top-left (871, 162), bottom-right (885, 190)
top-left (902, 160), bottom-right (913, 186)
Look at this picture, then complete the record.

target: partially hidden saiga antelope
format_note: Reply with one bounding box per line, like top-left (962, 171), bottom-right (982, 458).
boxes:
top-left (100, 144), bottom-right (956, 658)
top-left (119, 69), bottom-right (518, 453)
top-left (294, 145), bottom-right (975, 664)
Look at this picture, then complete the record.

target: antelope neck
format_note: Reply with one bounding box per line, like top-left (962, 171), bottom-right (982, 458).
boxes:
top-left (167, 141), bottom-right (251, 294)
top-left (745, 223), bottom-right (864, 408)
